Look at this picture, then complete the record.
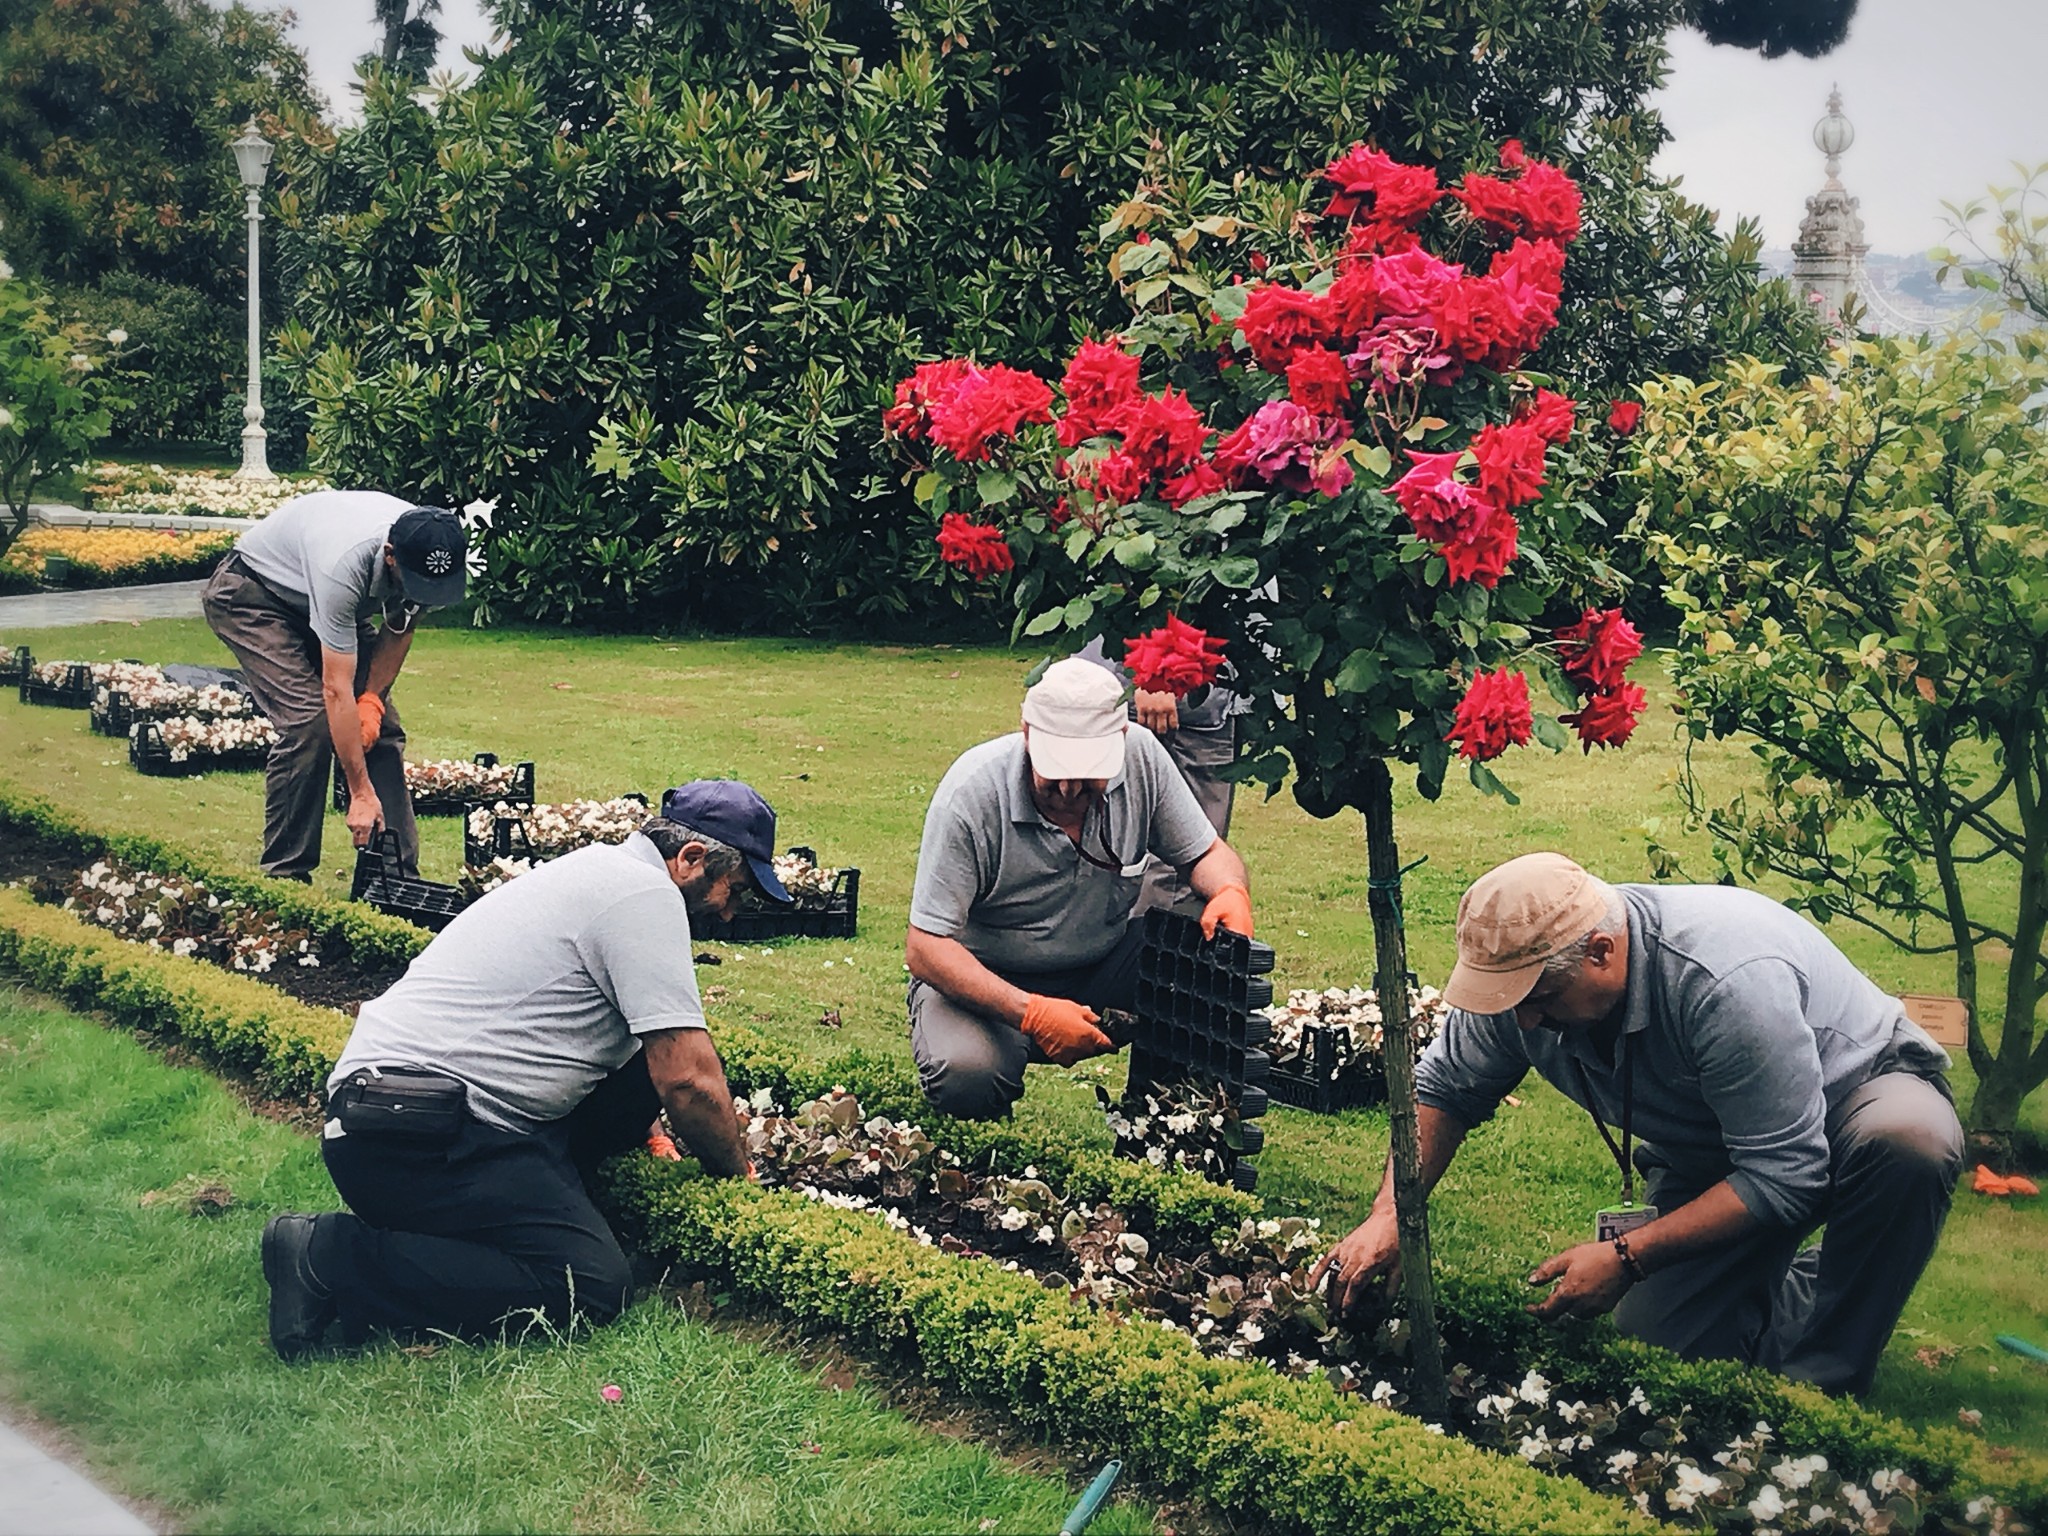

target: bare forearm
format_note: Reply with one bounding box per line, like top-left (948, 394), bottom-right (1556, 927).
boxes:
top-left (1183, 837), bottom-right (1249, 901)
top-left (905, 927), bottom-right (1029, 1027)
top-left (324, 683), bottom-right (372, 791)
top-left (1371, 1104), bottom-right (1468, 1214)
top-left (662, 1077), bottom-right (748, 1179)
top-left (1627, 1180), bottom-right (1758, 1274)
top-left (360, 626), bottom-right (413, 699)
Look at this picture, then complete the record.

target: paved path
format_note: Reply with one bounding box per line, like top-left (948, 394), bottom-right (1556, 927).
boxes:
top-left (31, 502), bottom-right (252, 533)
top-left (0, 580), bottom-right (205, 630)
top-left (0, 1418), bottom-right (154, 1535)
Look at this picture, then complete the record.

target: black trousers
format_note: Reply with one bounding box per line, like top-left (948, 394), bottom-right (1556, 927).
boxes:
top-left (312, 1051), bottom-right (660, 1340)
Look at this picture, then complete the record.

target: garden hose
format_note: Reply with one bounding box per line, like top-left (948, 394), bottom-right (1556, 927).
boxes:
top-left (1057, 1459), bottom-right (1122, 1536)
top-left (1995, 1334), bottom-right (2048, 1363)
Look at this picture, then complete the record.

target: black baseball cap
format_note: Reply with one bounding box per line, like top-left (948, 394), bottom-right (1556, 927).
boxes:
top-left (388, 506), bottom-right (468, 609)
top-left (660, 780), bottom-right (793, 904)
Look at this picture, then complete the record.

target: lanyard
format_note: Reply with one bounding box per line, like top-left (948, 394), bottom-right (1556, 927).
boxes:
top-left (1575, 1030), bottom-right (1637, 1207)
top-left (1072, 794), bottom-right (1130, 874)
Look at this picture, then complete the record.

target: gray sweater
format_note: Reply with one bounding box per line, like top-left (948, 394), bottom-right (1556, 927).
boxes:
top-left (1414, 884), bottom-right (1949, 1227)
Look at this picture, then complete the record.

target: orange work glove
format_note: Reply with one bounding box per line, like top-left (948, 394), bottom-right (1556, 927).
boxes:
top-left (1200, 883), bottom-right (1254, 940)
top-left (646, 1130), bottom-right (681, 1162)
top-left (1973, 1163), bottom-right (2040, 1198)
top-left (355, 692), bottom-right (386, 752)
top-left (1020, 993), bottom-right (1113, 1067)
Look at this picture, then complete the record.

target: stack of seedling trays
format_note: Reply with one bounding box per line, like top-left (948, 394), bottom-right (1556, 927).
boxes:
top-left (693, 846), bottom-right (861, 943)
top-left (350, 832), bottom-right (470, 931)
top-left (130, 716), bottom-right (272, 777)
top-left (0, 645), bottom-right (31, 687)
top-left (1121, 909), bottom-right (1275, 1192)
top-left (333, 753), bottom-right (537, 816)
top-left (19, 661), bottom-right (94, 707)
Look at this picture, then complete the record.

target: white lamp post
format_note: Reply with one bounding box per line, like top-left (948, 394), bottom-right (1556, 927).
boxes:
top-left (229, 118), bottom-right (275, 480)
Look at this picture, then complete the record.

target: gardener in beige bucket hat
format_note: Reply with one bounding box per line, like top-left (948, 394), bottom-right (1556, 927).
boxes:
top-left (903, 655), bottom-right (1255, 1120)
top-left (1310, 852), bottom-right (1965, 1398)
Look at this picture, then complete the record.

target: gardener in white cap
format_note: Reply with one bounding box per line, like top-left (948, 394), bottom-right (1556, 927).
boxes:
top-left (1309, 853), bottom-right (1963, 1396)
top-left (906, 656), bottom-right (1255, 1119)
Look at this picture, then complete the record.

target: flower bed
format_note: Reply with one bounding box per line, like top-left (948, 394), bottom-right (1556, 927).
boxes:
top-left (334, 754), bottom-right (535, 815)
top-left (41, 858), bottom-right (321, 976)
top-left (131, 713), bottom-right (280, 775)
top-left (76, 462), bottom-right (331, 518)
top-left (0, 526), bottom-right (237, 588)
top-left (1262, 984), bottom-right (1451, 1113)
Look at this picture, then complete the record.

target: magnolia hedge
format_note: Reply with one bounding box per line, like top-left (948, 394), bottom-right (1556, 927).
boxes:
top-left (274, 0), bottom-right (1821, 633)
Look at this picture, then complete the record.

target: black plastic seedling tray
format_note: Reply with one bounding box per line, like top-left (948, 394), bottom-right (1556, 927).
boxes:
top-left (350, 833), bottom-right (472, 931)
top-left (129, 718), bottom-right (270, 777)
top-left (1118, 909), bottom-right (1278, 1192)
top-left (0, 645), bottom-right (33, 686)
top-left (693, 849), bottom-right (860, 942)
top-left (463, 792), bottom-right (650, 867)
top-left (1267, 1021), bottom-right (1386, 1114)
top-left (20, 661), bottom-right (93, 707)
top-left (336, 752), bottom-right (536, 816)
top-left (90, 687), bottom-right (136, 737)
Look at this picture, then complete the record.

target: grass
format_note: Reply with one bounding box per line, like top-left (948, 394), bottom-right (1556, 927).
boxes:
top-left (0, 987), bottom-right (1157, 1535)
top-left (1, 616), bottom-right (2044, 1465)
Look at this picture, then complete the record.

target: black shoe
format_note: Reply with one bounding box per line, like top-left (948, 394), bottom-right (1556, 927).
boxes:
top-left (272, 871), bottom-right (314, 885)
top-left (262, 1213), bottom-right (338, 1361)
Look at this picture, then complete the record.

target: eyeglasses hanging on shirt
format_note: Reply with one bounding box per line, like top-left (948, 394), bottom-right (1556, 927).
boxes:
top-left (1073, 793), bottom-right (1147, 879)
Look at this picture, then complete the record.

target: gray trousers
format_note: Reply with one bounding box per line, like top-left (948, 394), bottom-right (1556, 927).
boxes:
top-left (909, 922), bottom-right (1146, 1121)
top-left (1134, 715), bottom-right (1236, 917)
top-left (200, 556), bottom-right (419, 880)
top-left (1612, 1070), bottom-right (1963, 1396)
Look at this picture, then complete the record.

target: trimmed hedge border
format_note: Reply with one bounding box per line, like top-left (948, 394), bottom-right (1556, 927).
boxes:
top-left (0, 781), bottom-right (429, 970)
top-left (0, 887), bottom-right (350, 1096)
top-left (0, 778), bottom-right (2038, 1524)
top-left (599, 1159), bottom-right (1660, 1536)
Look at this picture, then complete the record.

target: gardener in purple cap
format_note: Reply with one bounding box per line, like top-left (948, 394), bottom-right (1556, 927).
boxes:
top-left (258, 780), bottom-right (790, 1361)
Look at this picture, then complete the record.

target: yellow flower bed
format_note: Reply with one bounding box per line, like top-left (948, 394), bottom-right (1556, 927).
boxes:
top-left (3, 526), bottom-right (237, 581)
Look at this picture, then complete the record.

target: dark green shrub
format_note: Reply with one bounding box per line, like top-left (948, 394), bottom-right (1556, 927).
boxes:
top-left (54, 276), bottom-right (237, 446)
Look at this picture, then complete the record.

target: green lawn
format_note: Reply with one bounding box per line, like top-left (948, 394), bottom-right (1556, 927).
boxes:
top-left (0, 990), bottom-right (1156, 1535)
top-left (2, 616), bottom-right (2043, 1465)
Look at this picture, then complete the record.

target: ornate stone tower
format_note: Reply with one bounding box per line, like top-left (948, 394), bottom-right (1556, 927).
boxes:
top-left (1790, 88), bottom-right (1870, 323)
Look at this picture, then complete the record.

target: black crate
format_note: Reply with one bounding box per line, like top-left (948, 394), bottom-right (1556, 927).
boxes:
top-left (20, 661), bottom-right (93, 708)
top-left (463, 792), bottom-right (649, 867)
top-left (129, 718), bottom-right (271, 777)
top-left (350, 833), bottom-right (472, 931)
top-left (1267, 1022), bottom-right (1387, 1115)
top-left (692, 849), bottom-right (860, 943)
top-left (337, 753), bottom-right (536, 816)
top-left (90, 687), bottom-right (136, 737)
top-left (0, 645), bottom-right (30, 686)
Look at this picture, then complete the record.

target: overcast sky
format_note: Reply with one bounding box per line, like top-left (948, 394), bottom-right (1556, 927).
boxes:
top-left (284, 0), bottom-right (2043, 257)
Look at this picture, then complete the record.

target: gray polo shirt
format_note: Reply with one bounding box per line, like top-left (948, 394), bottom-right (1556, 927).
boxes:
top-left (233, 489), bottom-right (415, 653)
top-left (910, 729), bottom-right (1218, 973)
top-left (331, 834), bottom-right (706, 1133)
top-left (1414, 883), bottom-right (1949, 1228)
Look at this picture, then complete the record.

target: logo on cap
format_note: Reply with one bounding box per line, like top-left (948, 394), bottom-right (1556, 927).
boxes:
top-left (425, 549), bottom-right (453, 576)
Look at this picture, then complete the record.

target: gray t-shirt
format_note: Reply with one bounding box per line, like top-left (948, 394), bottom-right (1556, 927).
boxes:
top-left (909, 729), bottom-right (1218, 973)
top-left (233, 489), bottom-right (415, 653)
top-left (331, 834), bottom-right (707, 1133)
top-left (1413, 883), bottom-right (1949, 1228)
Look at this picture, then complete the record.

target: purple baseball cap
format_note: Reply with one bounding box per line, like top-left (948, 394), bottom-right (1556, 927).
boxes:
top-left (659, 780), bottom-right (792, 904)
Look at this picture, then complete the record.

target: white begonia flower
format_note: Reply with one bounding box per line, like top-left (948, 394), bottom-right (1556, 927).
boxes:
top-left (0, 407), bottom-right (13, 428)
top-left (1516, 1368), bottom-right (1551, 1406)
top-left (1626, 1386), bottom-right (1651, 1414)
top-left (1871, 1470), bottom-right (1902, 1496)
top-left (1606, 1450), bottom-right (1639, 1476)
top-left (71, 353), bottom-right (89, 368)
top-left (1748, 1485), bottom-right (1787, 1523)
top-left (1809, 1505), bottom-right (1832, 1525)
top-left (107, 328), bottom-right (128, 344)
top-left (1518, 1435), bottom-right (1546, 1462)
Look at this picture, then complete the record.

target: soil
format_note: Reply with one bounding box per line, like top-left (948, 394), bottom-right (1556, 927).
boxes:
top-left (1, 824), bottom-right (405, 1016)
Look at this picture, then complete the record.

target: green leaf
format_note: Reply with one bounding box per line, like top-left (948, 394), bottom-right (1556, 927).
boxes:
top-left (1132, 277), bottom-right (1170, 306)
top-left (1333, 647), bottom-right (1381, 694)
top-left (1206, 505), bottom-right (1247, 537)
top-left (1211, 553), bottom-right (1260, 589)
top-left (1062, 595), bottom-right (1096, 628)
top-left (976, 469), bottom-right (1017, 505)
top-left (1023, 607), bottom-right (1067, 637)
top-left (1530, 714), bottom-right (1572, 752)
top-left (1114, 531), bottom-right (1158, 569)
top-left (1469, 760), bottom-right (1521, 805)
top-left (1064, 524), bottom-right (1094, 563)
top-left (913, 470), bottom-right (942, 506)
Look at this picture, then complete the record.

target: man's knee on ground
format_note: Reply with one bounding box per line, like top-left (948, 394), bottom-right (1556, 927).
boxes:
top-left (1848, 1092), bottom-right (1964, 1183)
top-left (551, 1246), bottom-right (635, 1328)
top-left (919, 1059), bottom-right (1023, 1121)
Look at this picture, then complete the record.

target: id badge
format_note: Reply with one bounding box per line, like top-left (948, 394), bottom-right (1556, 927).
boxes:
top-left (1595, 1204), bottom-right (1659, 1242)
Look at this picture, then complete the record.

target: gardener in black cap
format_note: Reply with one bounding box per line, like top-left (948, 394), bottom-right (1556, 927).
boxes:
top-left (260, 780), bottom-right (792, 1360)
top-left (200, 489), bottom-right (470, 881)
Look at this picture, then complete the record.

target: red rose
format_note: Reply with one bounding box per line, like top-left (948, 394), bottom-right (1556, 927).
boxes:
top-left (1124, 614), bottom-right (1227, 697)
top-left (1088, 450), bottom-right (1148, 507)
top-left (1048, 496), bottom-right (1072, 528)
top-left (1369, 247), bottom-right (1465, 327)
top-left (1248, 250), bottom-right (1269, 275)
top-left (1433, 275), bottom-right (1518, 368)
top-left (1469, 419), bottom-right (1549, 509)
top-left (1439, 511), bottom-right (1517, 588)
top-left (1453, 144), bottom-right (1582, 244)
top-left (928, 363), bottom-right (1055, 463)
top-left (1058, 337), bottom-right (1143, 447)
top-left (1322, 143), bottom-right (1443, 228)
top-left (883, 358), bottom-right (974, 441)
top-left (1285, 347), bottom-right (1353, 414)
top-left (1554, 607), bottom-right (1643, 691)
top-left (1237, 282), bottom-right (1334, 373)
top-left (1391, 449), bottom-right (1487, 545)
top-left (1446, 667), bottom-right (1533, 761)
top-left (1563, 681), bottom-right (1649, 751)
top-left (934, 513), bottom-right (1015, 580)
top-left (1162, 460), bottom-right (1226, 507)
top-left (1107, 388), bottom-right (1210, 476)
top-left (1606, 399), bottom-right (1643, 435)
top-left (1516, 387), bottom-right (1578, 445)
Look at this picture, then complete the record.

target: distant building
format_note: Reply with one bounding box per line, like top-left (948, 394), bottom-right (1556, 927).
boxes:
top-left (1790, 88), bottom-right (1870, 324)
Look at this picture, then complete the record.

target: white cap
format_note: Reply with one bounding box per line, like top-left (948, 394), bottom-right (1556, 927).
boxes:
top-left (1022, 657), bottom-right (1128, 781)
